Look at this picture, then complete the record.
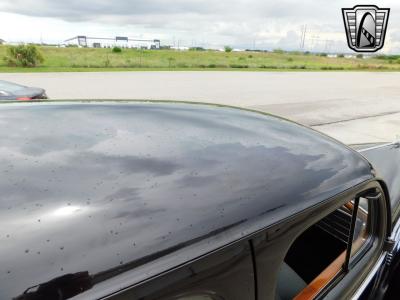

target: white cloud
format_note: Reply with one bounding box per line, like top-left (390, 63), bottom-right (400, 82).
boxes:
top-left (0, 0), bottom-right (399, 52)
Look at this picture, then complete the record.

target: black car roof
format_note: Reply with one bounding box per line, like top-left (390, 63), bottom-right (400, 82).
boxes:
top-left (0, 101), bottom-right (374, 299)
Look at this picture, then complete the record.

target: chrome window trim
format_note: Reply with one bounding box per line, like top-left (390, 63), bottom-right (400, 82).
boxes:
top-left (349, 197), bottom-right (375, 267)
top-left (351, 253), bottom-right (386, 300)
top-left (390, 216), bottom-right (400, 252)
top-left (351, 205), bottom-right (400, 299)
top-left (357, 142), bottom-right (396, 153)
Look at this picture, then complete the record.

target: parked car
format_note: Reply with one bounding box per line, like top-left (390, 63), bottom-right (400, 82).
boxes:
top-left (0, 101), bottom-right (399, 300)
top-left (0, 80), bottom-right (47, 100)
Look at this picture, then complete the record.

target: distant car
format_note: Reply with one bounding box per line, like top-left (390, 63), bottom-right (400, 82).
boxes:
top-left (1, 101), bottom-right (400, 300)
top-left (0, 80), bottom-right (47, 100)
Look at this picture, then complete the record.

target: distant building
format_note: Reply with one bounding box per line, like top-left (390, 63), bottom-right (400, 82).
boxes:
top-left (63, 36), bottom-right (160, 49)
top-left (0, 39), bottom-right (5, 45)
top-left (170, 46), bottom-right (189, 51)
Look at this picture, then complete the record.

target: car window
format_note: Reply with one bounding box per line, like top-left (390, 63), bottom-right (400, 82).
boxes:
top-left (0, 81), bottom-right (25, 93)
top-left (277, 197), bottom-right (372, 300)
top-left (351, 197), bottom-right (370, 259)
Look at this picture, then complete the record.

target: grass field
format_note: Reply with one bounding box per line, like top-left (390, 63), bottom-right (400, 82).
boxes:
top-left (0, 45), bottom-right (400, 72)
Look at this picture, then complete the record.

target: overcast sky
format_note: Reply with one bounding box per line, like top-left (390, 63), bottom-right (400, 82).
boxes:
top-left (1, 0), bottom-right (400, 53)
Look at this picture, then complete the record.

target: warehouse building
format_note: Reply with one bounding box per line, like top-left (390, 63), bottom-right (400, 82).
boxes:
top-left (64, 36), bottom-right (161, 49)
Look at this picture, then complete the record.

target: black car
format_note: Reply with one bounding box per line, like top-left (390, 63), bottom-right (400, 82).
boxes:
top-left (0, 80), bottom-right (47, 100)
top-left (0, 101), bottom-right (399, 300)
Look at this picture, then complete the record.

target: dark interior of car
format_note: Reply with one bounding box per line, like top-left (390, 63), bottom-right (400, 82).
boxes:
top-left (276, 207), bottom-right (352, 300)
top-left (285, 224), bottom-right (347, 283)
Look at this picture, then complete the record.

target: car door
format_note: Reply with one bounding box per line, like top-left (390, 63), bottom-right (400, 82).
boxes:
top-left (251, 180), bottom-right (390, 300)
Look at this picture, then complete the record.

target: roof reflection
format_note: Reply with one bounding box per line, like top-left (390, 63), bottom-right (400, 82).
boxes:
top-left (0, 102), bottom-right (373, 299)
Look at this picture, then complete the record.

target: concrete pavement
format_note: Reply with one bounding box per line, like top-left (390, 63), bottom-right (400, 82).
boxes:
top-left (1, 71), bottom-right (400, 144)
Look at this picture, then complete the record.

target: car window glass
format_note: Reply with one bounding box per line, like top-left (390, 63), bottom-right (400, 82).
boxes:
top-left (278, 197), bottom-right (373, 300)
top-left (279, 204), bottom-right (351, 300)
top-left (0, 81), bottom-right (24, 93)
top-left (351, 197), bottom-right (370, 258)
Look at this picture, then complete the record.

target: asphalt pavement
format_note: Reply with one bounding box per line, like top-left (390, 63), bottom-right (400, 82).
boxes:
top-left (1, 71), bottom-right (400, 144)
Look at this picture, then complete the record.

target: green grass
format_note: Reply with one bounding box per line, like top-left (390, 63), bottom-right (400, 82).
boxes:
top-left (1, 45), bottom-right (400, 72)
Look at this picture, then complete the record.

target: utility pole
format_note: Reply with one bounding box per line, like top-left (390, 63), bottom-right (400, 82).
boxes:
top-left (302, 25), bottom-right (307, 49)
top-left (300, 26), bottom-right (303, 49)
top-left (300, 24), bottom-right (307, 50)
top-left (324, 40), bottom-right (333, 53)
top-left (308, 35), bottom-right (320, 52)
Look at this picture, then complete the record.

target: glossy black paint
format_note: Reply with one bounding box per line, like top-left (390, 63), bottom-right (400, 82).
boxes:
top-left (359, 144), bottom-right (400, 221)
top-left (110, 239), bottom-right (255, 300)
top-left (356, 142), bottom-right (400, 300)
top-left (0, 101), bottom-right (374, 299)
